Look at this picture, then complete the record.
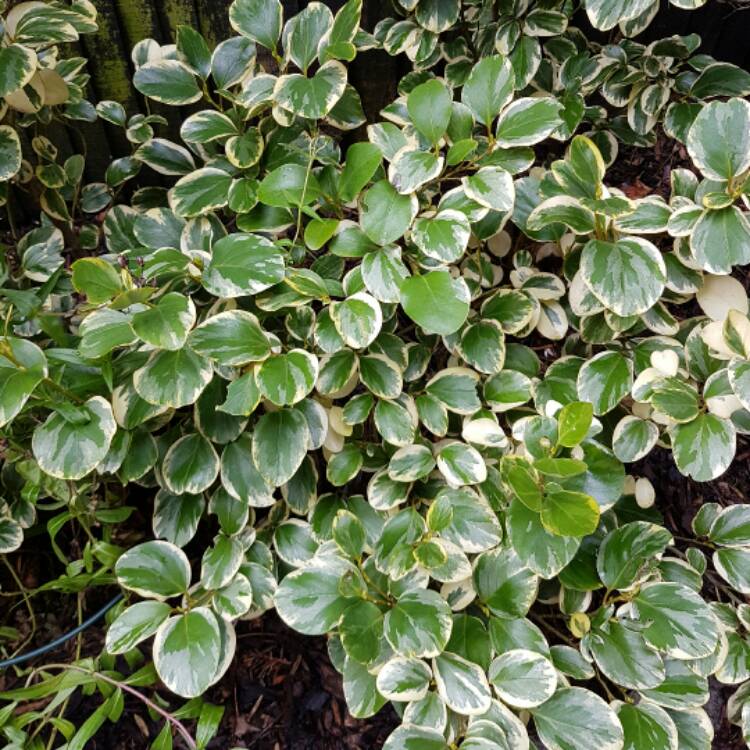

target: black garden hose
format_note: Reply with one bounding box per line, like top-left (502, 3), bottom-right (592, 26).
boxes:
top-left (0, 593), bottom-right (123, 670)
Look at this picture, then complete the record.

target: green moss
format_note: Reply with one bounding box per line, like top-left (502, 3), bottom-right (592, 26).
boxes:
top-left (158, 0), bottom-right (200, 40)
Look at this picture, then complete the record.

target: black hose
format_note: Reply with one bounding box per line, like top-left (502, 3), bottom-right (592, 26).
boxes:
top-left (0, 593), bottom-right (123, 670)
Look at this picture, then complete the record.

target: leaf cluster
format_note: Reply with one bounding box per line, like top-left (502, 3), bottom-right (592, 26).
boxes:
top-left (2, 1), bottom-right (750, 748)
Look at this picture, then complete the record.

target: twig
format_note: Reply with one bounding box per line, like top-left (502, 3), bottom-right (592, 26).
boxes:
top-left (31, 663), bottom-right (197, 749)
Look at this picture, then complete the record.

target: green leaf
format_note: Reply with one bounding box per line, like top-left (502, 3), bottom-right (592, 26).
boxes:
top-left (670, 413), bottom-right (736, 482)
top-left (461, 55), bottom-right (514, 127)
top-left (504, 459), bottom-right (543, 511)
top-left (612, 416), bottom-right (659, 463)
top-left (133, 208), bottom-right (185, 250)
top-left (256, 349), bottom-right (317, 406)
top-left (220, 433), bottom-right (273, 506)
top-left (275, 554), bottom-right (354, 634)
top-left (531, 687), bottom-right (624, 750)
top-left (437, 441), bottom-right (487, 486)
top-left (508, 499), bottom-right (580, 578)
top-left (433, 652), bottom-right (492, 716)
top-left (32, 396), bottom-right (116, 480)
top-left (136, 138), bottom-right (195, 176)
top-left (376, 656), bottom-right (431, 702)
top-left (708, 505), bottom-right (750, 546)
top-left (463, 166), bottom-right (514, 213)
top-left (389, 149), bottom-right (443, 195)
top-left (588, 620), bottom-right (665, 690)
top-left (343, 657), bottom-right (388, 718)
top-left (176, 25), bottom-right (212, 79)
top-left (134, 348), bottom-right (213, 408)
top-left (436, 487), bottom-right (502, 553)
top-left (557, 401), bottom-right (593, 447)
top-left (0, 44), bottom-right (37, 98)
top-left (361, 246), bottom-right (409, 303)
top-left (412, 209), bottom-right (471, 264)
top-left (332, 510), bottom-right (366, 558)
top-left (633, 582), bottom-right (719, 659)
top-left (115, 540), bottom-right (191, 599)
top-left (189, 310), bottom-right (270, 366)
top-left (227, 129), bottom-right (264, 170)
top-left (651, 377), bottom-right (700, 423)
top-left (581, 237), bottom-right (666, 316)
top-left (400, 271), bottom-right (470, 336)
top-left (389, 445), bottom-right (435, 482)
top-left (162, 433), bottom-right (219, 495)
top-left (597, 521), bottom-right (673, 591)
top-left (374, 398), bottom-right (416, 447)
top-left (201, 534), bottom-right (244, 589)
top-left (0, 517), bottom-right (23, 554)
top-left (18, 224), bottom-right (64, 281)
top-left (383, 726), bottom-right (447, 750)
top-left (170, 168), bottom-right (232, 218)
top-left (153, 608), bottom-right (222, 698)
top-left (484, 369), bottom-right (533, 411)
top-left (615, 702), bottom-right (679, 750)
top-left (384, 589), bottom-right (453, 658)
top-left (576, 350), bottom-right (633, 415)
top-left (153, 489), bottom-right (204, 547)
top-left (713, 547), bottom-right (750, 594)
top-left (229, 0), bottom-right (282, 49)
top-left (584, 0), bottom-right (652, 30)
top-left (488, 649), bottom-right (557, 708)
top-left (252, 408), bottom-right (310, 485)
top-left (541, 488), bottom-right (600, 537)
top-left (330, 292), bottom-right (382, 349)
top-left (495, 97), bottom-right (562, 147)
top-left (327, 445), bottom-right (363, 487)
top-left (282, 2), bottom-right (333, 72)
top-left (340, 599), bottom-right (384, 665)
top-left (180, 110), bottom-right (238, 144)
top-left (474, 548), bottom-right (537, 618)
top-left (275, 61), bottom-right (347, 119)
top-left (202, 233), bottom-right (285, 297)
top-left (320, 0), bottom-right (362, 61)
top-left (339, 142), bottom-right (382, 203)
top-left (0, 337), bottom-right (47, 427)
top-left (458, 320), bottom-right (506, 375)
top-left (105, 601), bottom-right (172, 655)
top-left (415, 0), bottom-right (460, 32)
top-left (360, 179), bottom-right (417, 245)
top-left (527, 196), bottom-right (596, 235)
top-left (71, 258), bottom-right (123, 304)
top-left (133, 60), bottom-right (202, 105)
top-left (690, 206), bottom-right (750, 275)
top-left (408, 79), bottom-right (452, 146)
top-left (132, 293), bottom-right (195, 351)
top-left (259, 163), bottom-right (321, 208)
top-left (686, 97), bottom-right (750, 181)
top-left (667, 708), bottom-right (712, 750)
top-left (0, 126), bottom-right (21, 181)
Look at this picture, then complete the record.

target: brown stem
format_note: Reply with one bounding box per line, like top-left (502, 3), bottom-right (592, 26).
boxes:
top-left (30, 664), bottom-right (197, 749)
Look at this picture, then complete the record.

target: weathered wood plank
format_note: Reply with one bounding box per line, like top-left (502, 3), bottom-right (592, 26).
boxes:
top-left (195, 0), bottom-right (232, 49)
top-left (82, 0), bottom-right (139, 158)
top-left (157, 0), bottom-right (201, 40)
top-left (115, 0), bottom-right (164, 48)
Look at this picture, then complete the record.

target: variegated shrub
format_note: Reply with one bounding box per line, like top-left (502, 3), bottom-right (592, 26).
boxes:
top-left (2, 1), bottom-right (750, 748)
